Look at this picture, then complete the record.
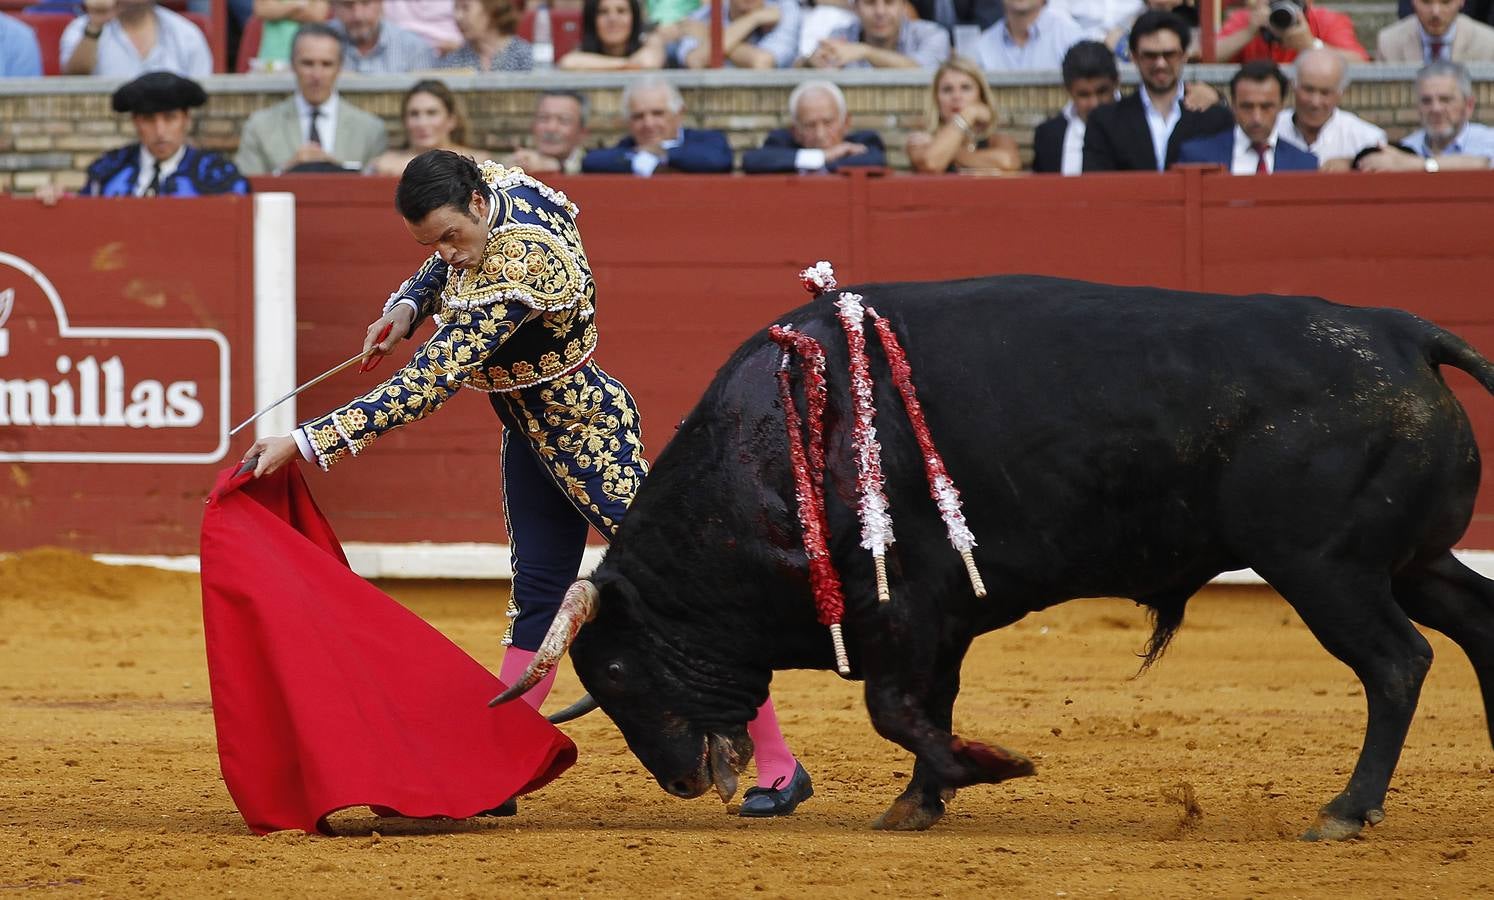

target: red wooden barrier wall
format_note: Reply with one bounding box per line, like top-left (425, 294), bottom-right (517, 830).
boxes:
top-left (3, 169), bottom-right (1494, 555)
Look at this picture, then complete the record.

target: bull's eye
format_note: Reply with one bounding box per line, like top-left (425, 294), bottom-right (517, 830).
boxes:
top-left (605, 661), bottom-right (625, 684)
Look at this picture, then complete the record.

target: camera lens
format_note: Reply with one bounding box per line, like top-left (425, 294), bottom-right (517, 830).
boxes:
top-left (1267, 0), bottom-right (1298, 29)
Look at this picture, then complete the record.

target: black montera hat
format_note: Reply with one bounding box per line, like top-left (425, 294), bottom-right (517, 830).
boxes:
top-left (111, 71), bottom-right (208, 115)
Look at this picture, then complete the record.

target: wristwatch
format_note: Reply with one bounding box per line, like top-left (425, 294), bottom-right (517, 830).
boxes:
top-left (1424, 157), bottom-right (1440, 173)
top-left (1311, 38), bottom-right (1325, 50)
top-left (83, 23), bottom-right (104, 39)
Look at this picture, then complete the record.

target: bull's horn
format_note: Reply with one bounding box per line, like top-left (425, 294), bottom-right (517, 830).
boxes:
top-left (546, 693), bottom-right (599, 724)
top-left (488, 580), bottom-right (598, 708)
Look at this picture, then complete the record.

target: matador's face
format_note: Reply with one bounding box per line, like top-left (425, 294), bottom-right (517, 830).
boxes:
top-left (404, 190), bottom-right (491, 271)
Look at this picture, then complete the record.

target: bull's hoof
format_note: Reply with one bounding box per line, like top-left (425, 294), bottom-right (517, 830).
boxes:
top-left (873, 796), bottom-right (945, 832)
top-left (1300, 807), bottom-right (1381, 842)
top-left (951, 737), bottom-right (1036, 784)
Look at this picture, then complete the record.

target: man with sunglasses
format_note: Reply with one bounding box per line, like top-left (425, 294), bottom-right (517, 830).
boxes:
top-left (1082, 9), bottom-right (1231, 170)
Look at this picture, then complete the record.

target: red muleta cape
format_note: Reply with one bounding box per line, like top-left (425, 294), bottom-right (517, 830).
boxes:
top-left (199, 463), bottom-right (575, 835)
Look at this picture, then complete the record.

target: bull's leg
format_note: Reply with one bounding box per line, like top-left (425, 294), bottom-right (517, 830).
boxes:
top-left (1263, 566), bottom-right (1433, 841)
top-left (863, 639), bottom-right (1035, 832)
top-left (1392, 553), bottom-right (1494, 749)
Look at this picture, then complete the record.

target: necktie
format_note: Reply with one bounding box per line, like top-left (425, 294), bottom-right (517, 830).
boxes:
top-left (1253, 142), bottom-right (1270, 175)
top-left (1429, 39), bottom-right (1445, 61)
top-left (308, 106), bottom-right (323, 146)
top-left (143, 160), bottom-right (160, 196)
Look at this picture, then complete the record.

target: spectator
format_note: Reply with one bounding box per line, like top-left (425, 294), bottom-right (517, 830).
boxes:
top-left (437, 0), bottom-right (533, 71)
top-left (384, 0), bottom-right (462, 54)
top-left (507, 91), bottom-right (590, 174)
top-left (1276, 47), bottom-right (1385, 171)
top-left (330, 0), bottom-right (439, 73)
top-left (37, 72), bottom-right (248, 204)
top-left (1359, 61), bottom-right (1494, 171)
top-left (908, 55), bottom-right (1022, 172)
top-left (581, 77), bottom-right (733, 175)
top-left (0, 12), bottom-right (43, 77)
top-left (1033, 39), bottom-right (1119, 174)
top-left (1377, 0), bottom-right (1494, 63)
top-left (235, 23), bottom-right (389, 175)
top-left (365, 80), bottom-right (481, 176)
top-left (558, 0), bottom-right (667, 70)
top-left (1177, 61), bottom-right (1318, 172)
top-left (1216, 0), bottom-right (1369, 65)
top-left (61, 0), bottom-right (211, 77)
top-left (1050, 0), bottom-right (1142, 41)
top-left (672, 0), bottom-right (801, 69)
top-left (1083, 10), bottom-right (1231, 171)
top-left (977, 0), bottom-right (1086, 70)
top-left (1110, 0), bottom-right (1199, 60)
top-left (804, 0), bottom-right (951, 68)
top-left (743, 80), bottom-right (886, 173)
top-left (245, 0), bottom-right (331, 73)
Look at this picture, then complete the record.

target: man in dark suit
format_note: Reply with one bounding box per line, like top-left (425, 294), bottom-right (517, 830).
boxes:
top-left (1177, 60), bottom-right (1319, 172)
top-left (1033, 40), bottom-right (1118, 175)
top-left (581, 77), bottom-right (733, 175)
top-left (1083, 10), bottom-right (1232, 172)
top-left (742, 80), bottom-right (885, 174)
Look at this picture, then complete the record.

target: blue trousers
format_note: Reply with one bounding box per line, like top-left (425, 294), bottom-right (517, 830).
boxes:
top-left (488, 361), bottom-right (646, 650)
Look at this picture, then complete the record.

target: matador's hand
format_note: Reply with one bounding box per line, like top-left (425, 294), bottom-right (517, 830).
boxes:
top-left (363, 305), bottom-right (414, 363)
top-left (242, 435), bottom-right (300, 478)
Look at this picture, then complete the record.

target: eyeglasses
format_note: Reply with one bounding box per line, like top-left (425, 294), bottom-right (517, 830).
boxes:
top-left (1136, 49), bottom-right (1184, 62)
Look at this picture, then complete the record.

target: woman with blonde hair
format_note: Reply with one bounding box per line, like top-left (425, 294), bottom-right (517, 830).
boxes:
top-left (907, 56), bottom-right (1021, 174)
top-left (366, 80), bottom-right (484, 176)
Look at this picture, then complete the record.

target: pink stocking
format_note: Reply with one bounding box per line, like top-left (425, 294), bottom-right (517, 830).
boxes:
top-left (746, 696), bottom-right (799, 788)
top-left (498, 646), bottom-right (558, 711)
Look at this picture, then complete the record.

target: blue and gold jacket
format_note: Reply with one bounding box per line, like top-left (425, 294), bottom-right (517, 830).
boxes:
top-left (81, 144), bottom-right (250, 197)
top-left (299, 161), bottom-right (599, 469)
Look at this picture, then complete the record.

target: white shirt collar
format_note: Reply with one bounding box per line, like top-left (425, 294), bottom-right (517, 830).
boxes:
top-left (293, 92), bottom-right (341, 150)
top-left (135, 143), bottom-right (188, 195)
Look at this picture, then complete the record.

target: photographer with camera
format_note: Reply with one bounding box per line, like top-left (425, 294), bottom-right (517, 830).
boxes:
top-left (1216, 0), bottom-right (1368, 64)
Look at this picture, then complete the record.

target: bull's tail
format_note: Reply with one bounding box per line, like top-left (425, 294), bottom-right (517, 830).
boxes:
top-left (1425, 323), bottom-right (1494, 395)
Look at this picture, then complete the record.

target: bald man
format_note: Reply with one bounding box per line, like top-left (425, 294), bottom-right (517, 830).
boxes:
top-left (1274, 47), bottom-right (1386, 171)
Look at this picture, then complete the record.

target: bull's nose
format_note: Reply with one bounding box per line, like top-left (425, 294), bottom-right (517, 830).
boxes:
top-left (665, 779), bottom-right (696, 798)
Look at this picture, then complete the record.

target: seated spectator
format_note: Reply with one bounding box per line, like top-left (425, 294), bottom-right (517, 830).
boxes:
top-left (246, 0), bottom-right (332, 73)
top-left (1083, 10), bottom-right (1232, 171)
top-left (235, 23), bottom-right (389, 175)
top-left (671, 0), bottom-right (801, 69)
top-left (1359, 61), bottom-right (1494, 171)
top-left (743, 80), bottom-right (886, 173)
top-left (977, 0), bottom-right (1087, 70)
top-left (803, 0), bottom-right (950, 68)
top-left (1378, 0), bottom-right (1494, 63)
top-left (384, 0), bottom-right (462, 54)
top-left (365, 80), bottom-right (482, 176)
top-left (437, 0), bottom-right (533, 71)
top-left (1276, 47), bottom-right (1385, 171)
top-left (1177, 60), bottom-right (1318, 173)
top-left (1051, 0), bottom-right (1142, 42)
top-left (61, 0), bottom-right (212, 77)
top-left (506, 91), bottom-right (590, 174)
top-left (908, 55), bottom-right (1022, 173)
top-left (558, 0), bottom-right (667, 70)
top-left (581, 77), bottom-right (733, 175)
top-left (1033, 40), bottom-right (1119, 174)
top-left (0, 11), bottom-right (43, 77)
top-left (1216, 0), bottom-right (1369, 64)
top-left (37, 72), bottom-right (248, 203)
top-left (330, 0), bottom-right (439, 73)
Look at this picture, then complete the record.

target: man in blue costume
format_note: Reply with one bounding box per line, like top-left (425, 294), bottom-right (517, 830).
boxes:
top-left (243, 150), bottom-right (816, 819)
top-left (81, 71), bottom-right (250, 197)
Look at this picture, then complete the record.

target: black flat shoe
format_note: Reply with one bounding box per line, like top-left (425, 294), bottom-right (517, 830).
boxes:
top-left (477, 798), bottom-right (518, 817)
top-left (738, 763), bottom-right (813, 818)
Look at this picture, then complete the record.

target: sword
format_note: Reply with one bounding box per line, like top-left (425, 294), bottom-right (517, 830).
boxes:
top-left (229, 323), bottom-right (393, 438)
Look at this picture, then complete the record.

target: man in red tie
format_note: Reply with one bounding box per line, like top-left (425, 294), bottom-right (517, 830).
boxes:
top-left (1175, 60), bottom-right (1320, 173)
top-left (1376, 0), bottom-right (1494, 63)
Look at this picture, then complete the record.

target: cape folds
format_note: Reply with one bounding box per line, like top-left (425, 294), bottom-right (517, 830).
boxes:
top-left (199, 463), bottom-right (575, 835)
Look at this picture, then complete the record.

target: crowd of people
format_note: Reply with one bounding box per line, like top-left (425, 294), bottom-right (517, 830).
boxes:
top-left (7, 0), bottom-right (1494, 197)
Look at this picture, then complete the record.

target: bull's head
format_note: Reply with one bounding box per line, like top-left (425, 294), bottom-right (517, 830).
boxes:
top-left (490, 578), bottom-right (761, 804)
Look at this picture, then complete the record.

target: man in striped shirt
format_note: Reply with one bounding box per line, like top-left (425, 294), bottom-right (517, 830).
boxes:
top-left (330, 0), bottom-right (438, 73)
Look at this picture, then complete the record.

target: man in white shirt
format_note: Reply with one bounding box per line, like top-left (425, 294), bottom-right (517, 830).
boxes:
top-left (235, 23), bottom-right (389, 175)
top-left (1359, 61), bottom-right (1494, 171)
top-left (1032, 40), bottom-right (1120, 174)
top-left (1276, 47), bottom-right (1386, 171)
top-left (978, 0), bottom-right (1087, 70)
top-left (61, 0), bottom-right (211, 78)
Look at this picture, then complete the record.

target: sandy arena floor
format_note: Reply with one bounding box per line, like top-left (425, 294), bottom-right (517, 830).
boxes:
top-left (2, 548), bottom-right (1491, 897)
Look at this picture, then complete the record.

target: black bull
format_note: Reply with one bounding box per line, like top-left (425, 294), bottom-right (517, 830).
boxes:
top-left (499, 275), bottom-right (1494, 839)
